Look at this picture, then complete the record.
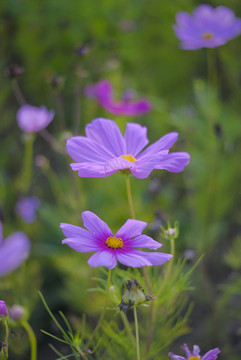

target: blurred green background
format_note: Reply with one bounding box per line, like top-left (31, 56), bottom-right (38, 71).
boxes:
top-left (0, 0), bottom-right (241, 359)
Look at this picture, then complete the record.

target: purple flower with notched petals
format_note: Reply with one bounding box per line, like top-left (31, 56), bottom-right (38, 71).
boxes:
top-left (17, 105), bottom-right (54, 133)
top-left (169, 343), bottom-right (220, 360)
top-left (67, 118), bottom-right (190, 179)
top-left (0, 223), bottom-right (30, 277)
top-left (174, 5), bottom-right (241, 50)
top-left (61, 211), bottom-right (172, 269)
top-left (85, 80), bottom-right (152, 116)
top-left (15, 196), bottom-right (40, 223)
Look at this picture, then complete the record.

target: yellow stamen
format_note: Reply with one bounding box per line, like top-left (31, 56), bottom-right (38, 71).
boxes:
top-left (203, 32), bottom-right (213, 40)
top-left (121, 154), bottom-right (136, 163)
top-left (189, 357), bottom-right (200, 360)
top-left (106, 236), bottom-right (123, 249)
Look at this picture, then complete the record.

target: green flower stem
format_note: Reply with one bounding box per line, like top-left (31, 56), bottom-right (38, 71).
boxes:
top-left (156, 236), bottom-right (175, 298)
top-left (206, 48), bottom-right (218, 91)
top-left (133, 306), bottom-right (140, 360)
top-left (22, 134), bottom-right (35, 192)
top-left (85, 269), bottom-right (112, 353)
top-left (4, 320), bottom-right (8, 359)
top-left (120, 312), bottom-right (135, 347)
top-left (126, 175), bottom-right (135, 219)
top-left (21, 320), bottom-right (37, 360)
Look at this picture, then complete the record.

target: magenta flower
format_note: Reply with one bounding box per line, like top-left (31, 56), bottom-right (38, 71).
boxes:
top-left (169, 344), bottom-right (220, 360)
top-left (0, 223), bottom-right (30, 277)
top-left (174, 5), bottom-right (241, 49)
top-left (61, 211), bottom-right (172, 269)
top-left (67, 118), bottom-right (190, 179)
top-left (17, 104), bottom-right (54, 133)
top-left (15, 196), bottom-right (40, 223)
top-left (0, 301), bottom-right (8, 318)
top-left (85, 80), bottom-right (152, 116)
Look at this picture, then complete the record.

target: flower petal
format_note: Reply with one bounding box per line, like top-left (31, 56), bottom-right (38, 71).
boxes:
top-left (131, 156), bottom-right (161, 179)
top-left (85, 118), bottom-right (126, 156)
top-left (124, 123), bottom-right (148, 156)
top-left (0, 232), bottom-right (30, 277)
top-left (62, 237), bottom-right (100, 252)
top-left (60, 223), bottom-right (97, 240)
top-left (138, 132), bottom-right (178, 161)
top-left (193, 345), bottom-right (200, 356)
top-left (155, 152), bottom-right (190, 172)
top-left (133, 250), bottom-right (173, 265)
top-left (181, 344), bottom-right (192, 358)
top-left (70, 162), bottom-right (107, 177)
top-left (126, 234), bottom-right (162, 250)
top-left (87, 249), bottom-right (117, 269)
top-left (168, 353), bottom-right (186, 360)
top-left (67, 136), bottom-right (113, 163)
top-left (116, 248), bottom-right (152, 267)
top-left (105, 157), bottom-right (136, 175)
top-left (116, 219), bottom-right (147, 240)
top-left (201, 348), bottom-right (220, 360)
top-left (82, 211), bottom-right (112, 240)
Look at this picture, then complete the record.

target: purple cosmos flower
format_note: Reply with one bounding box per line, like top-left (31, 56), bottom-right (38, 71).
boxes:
top-left (17, 104), bottom-right (54, 133)
top-left (174, 5), bottom-right (241, 49)
top-left (61, 211), bottom-right (172, 269)
top-left (15, 196), bottom-right (40, 223)
top-left (84, 80), bottom-right (152, 116)
top-left (67, 118), bottom-right (190, 179)
top-left (0, 223), bottom-right (30, 277)
top-left (169, 344), bottom-right (220, 360)
top-left (9, 305), bottom-right (25, 321)
top-left (0, 300), bottom-right (8, 318)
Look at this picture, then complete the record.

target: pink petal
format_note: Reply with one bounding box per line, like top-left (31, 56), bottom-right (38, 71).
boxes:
top-left (70, 162), bottom-right (107, 177)
top-left (67, 136), bottom-right (113, 163)
top-left (155, 152), bottom-right (190, 172)
top-left (87, 249), bottom-right (117, 269)
top-left (193, 345), bottom-right (200, 356)
top-left (0, 232), bottom-right (30, 277)
top-left (131, 156), bottom-right (161, 179)
top-left (116, 248), bottom-right (152, 267)
top-left (116, 219), bottom-right (147, 240)
top-left (201, 348), bottom-right (220, 360)
top-left (105, 156), bottom-right (136, 175)
top-left (124, 123), bottom-right (148, 156)
top-left (168, 353), bottom-right (186, 360)
top-left (60, 223), bottom-right (97, 240)
top-left (133, 250), bottom-right (173, 265)
top-left (82, 211), bottom-right (112, 240)
top-left (85, 118), bottom-right (126, 156)
top-left (126, 234), bottom-right (161, 250)
top-left (138, 132), bottom-right (178, 161)
top-left (62, 237), bottom-right (100, 253)
top-left (181, 344), bottom-right (192, 358)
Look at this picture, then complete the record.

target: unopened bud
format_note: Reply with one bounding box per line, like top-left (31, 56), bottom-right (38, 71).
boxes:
top-left (0, 301), bottom-right (8, 318)
top-left (165, 228), bottom-right (176, 237)
top-left (9, 305), bottom-right (25, 321)
top-left (118, 279), bottom-right (152, 312)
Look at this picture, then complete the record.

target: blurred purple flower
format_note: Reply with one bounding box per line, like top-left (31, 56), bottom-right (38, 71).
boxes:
top-left (61, 211), bottom-right (172, 269)
top-left (0, 300), bottom-right (8, 317)
top-left (0, 223), bottom-right (30, 277)
top-left (169, 344), bottom-right (220, 360)
top-left (67, 118), bottom-right (190, 179)
top-left (17, 105), bottom-right (54, 133)
top-left (15, 196), bottom-right (40, 223)
top-left (84, 80), bottom-right (152, 116)
top-left (9, 305), bottom-right (25, 321)
top-left (174, 5), bottom-right (241, 49)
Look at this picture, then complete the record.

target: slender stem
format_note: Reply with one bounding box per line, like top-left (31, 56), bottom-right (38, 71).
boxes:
top-left (21, 134), bottom-right (35, 192)
top-left (4, 320), bottom-right (8, 359)
top-left (133, 306), bottom-right (140, 360)
top-left (12, 79), bottom-right (26, 105)
top-left (21, 320), bottom-right (37, 360)
top-left (39, 129), bottom-right (65, 154)
top-left (85, 269), bottom-right (112, 352)
top-left (126, 175), bottom-right (135, 219)
top-left (120, 312), bottom-right (136, 347)
top-left (206, 48), bottom-right (218, 91)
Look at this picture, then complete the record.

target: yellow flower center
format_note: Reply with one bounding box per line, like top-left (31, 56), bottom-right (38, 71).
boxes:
top-left (203, 32), bottom-right (213, 40)
top-left (189, 357), bottom-right (200, 360)
top-left (121, 154), bottom-right (136, 163)
top-left (106, 236), bottom-right (123, 249)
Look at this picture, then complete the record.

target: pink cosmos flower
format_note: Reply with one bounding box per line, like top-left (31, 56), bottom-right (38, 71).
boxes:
top-left (0, 223), bottom-right (30, 277)
top-left (169, 344), bottom-right (220, 360)
top-left (67, 118), bottom-right (190, 179)
top-left (85, 80), bottom-right (152, 116)
top-left (174, 5), bottom-right (241, 50)
top-left (17, 104), bottom-right (54, 133)
top-left (61, 211), bottom-right (172, 269)
top-left (15, 196), bottom-right (40, 223)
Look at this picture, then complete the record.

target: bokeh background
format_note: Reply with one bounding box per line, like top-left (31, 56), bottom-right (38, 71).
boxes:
top-left (0, 0), bottom-right (241, 359)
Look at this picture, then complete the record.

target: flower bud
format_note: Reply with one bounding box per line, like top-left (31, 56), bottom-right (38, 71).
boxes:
top-left (118, 279), bottom-right (153, 312)
top-left (0, 301), bottom-right (8, 318)
top-left (165, 228), bottom-right (176, 237)
top-left (9, 305), bottom-right (25, 321)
